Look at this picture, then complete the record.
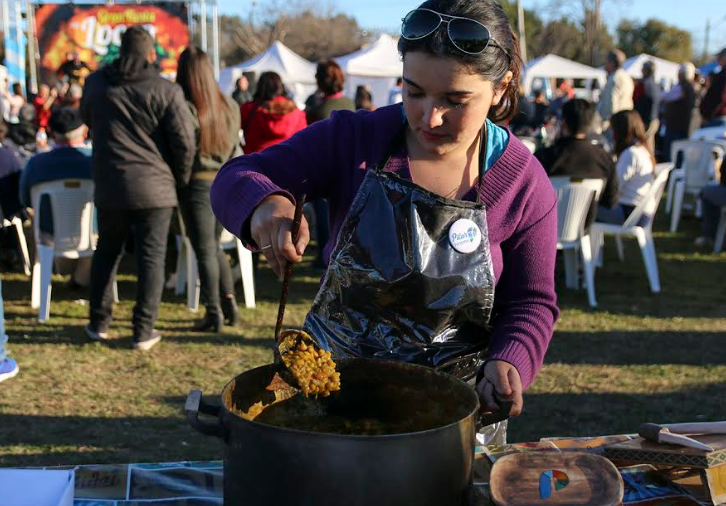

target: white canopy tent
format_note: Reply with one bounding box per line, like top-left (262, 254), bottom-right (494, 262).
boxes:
top-left (218, 41), bottom-right (317, 108)
top-left (523, 54), bottom-right (606, 99)
top-left (623, 53), bottom-right (680, 91)
top-left (335, 34), bottom-right (403, 109)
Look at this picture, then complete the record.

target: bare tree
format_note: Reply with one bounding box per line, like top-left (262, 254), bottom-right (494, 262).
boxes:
top-left (546, 0), bottom-right (616, 66)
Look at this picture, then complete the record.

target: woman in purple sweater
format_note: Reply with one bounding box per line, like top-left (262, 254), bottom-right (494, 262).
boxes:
top-left (211, 0), bottom-right (558, 422)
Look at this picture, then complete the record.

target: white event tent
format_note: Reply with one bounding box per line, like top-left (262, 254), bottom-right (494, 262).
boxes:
top-left (218, 41), bottom-right (317, 108)
top-left (623, 53), bottom-right (680, 90)
top-left (335, 34), bottom-right (403, 109)
top-left (523, 54), bottom-right (606, 99)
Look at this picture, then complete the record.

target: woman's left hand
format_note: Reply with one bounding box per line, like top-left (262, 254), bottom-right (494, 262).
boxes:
top-left (476, 360), bottom-right (524, 418)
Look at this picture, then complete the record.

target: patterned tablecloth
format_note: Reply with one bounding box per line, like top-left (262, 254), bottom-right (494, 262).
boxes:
top-left (43, 437), bottom-right (708, 505)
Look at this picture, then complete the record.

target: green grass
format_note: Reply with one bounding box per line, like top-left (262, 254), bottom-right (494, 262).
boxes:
top-left (0, 211), bottom-right (725, 466)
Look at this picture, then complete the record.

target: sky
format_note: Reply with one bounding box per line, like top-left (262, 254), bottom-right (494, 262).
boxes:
top-left (217, 0), bottom-right (726, 59)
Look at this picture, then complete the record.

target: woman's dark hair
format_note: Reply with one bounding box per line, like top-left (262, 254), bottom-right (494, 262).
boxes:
top-left (611, 109), bottom-right (655, 164)
top-left (397, 0), bottom-right (522, 123)
top-left (254, 71), bottom-right (287, 101)
top-left (12, 82), bottom-right (23, 97)
top-left (315, 60), bottom-right (346, 95)
top-left (354, 85), bottom-right (374, 111)
top-left (561, 98), bottom-right (594, 136)
top-left (177, 46), bottom-right (237, 158)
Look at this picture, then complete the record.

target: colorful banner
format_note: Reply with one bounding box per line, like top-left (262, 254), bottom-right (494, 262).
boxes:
top-left (34, 3), bottom-right (189, 84)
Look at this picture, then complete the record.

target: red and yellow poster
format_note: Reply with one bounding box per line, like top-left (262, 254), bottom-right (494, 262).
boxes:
top-left (34, 3), bottom-right (189, 84)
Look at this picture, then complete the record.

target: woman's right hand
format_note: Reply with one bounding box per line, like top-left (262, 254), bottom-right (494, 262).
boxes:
top-left (250, 195), bottom-right (310, 280)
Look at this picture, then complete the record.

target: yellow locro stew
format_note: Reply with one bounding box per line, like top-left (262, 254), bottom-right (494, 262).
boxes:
top-left (280, 336), bottom-right (341, 398)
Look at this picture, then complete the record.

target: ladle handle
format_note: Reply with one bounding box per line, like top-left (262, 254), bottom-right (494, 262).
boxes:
top-left (274, 194), bottom-right (306, 342)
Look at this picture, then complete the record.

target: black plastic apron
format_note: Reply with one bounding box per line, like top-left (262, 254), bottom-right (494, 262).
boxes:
top-left (303, 125), bottom-right (495, 382)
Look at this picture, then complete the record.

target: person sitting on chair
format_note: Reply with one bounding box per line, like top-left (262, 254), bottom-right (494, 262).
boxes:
top-left (535, 98), bottom-right (618, 228)
top-left (18, 107), bottom-right (93, 288)
top-left (596, 110), bottom-right (655, 226)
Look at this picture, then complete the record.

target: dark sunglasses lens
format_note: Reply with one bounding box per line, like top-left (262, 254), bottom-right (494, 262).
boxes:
top-left (402, 9), bottom-right (440, 39)
top-left (449, 18), bottom-right (490, 53)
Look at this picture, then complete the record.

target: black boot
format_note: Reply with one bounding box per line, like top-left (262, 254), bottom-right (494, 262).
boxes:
top-left (221, 295), bottom-right (239, 327)
top-left (194, 307), bottom-right (224, 333)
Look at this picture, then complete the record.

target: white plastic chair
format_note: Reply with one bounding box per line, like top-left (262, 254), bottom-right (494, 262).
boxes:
top-left (669, 141), bottom-right (724, 233)
top-left (715, 207), bottom-right (726, 254)
top-left (551, 177), bottom-right (604, 308)
top-left (664, 139), bottom-right (688, 214)
top-left (1, 216), bottom-right (31, 276)
top-left (29, 179), bottom-right (117, 322)
top-left (590, 166), bottom-right (672, 295)
top-left (175, 215), bottom-right (256, 312)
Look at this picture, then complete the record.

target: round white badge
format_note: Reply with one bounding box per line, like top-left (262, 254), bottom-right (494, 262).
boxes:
top-left (448, 218), bottom-right (481, 253)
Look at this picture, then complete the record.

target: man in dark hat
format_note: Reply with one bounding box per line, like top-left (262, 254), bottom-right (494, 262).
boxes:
top-left (18, 107), bottom-right (93, 286)
top-left (19, 107), bottom-right (91, 207)
top-left (81, 26), bottom-right (195, 351)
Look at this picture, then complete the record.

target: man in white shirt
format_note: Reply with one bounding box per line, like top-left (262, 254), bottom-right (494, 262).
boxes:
top-left (388, 77), bottom-right (403, 105)
top-left (597, 49), bottom-right (634, 127)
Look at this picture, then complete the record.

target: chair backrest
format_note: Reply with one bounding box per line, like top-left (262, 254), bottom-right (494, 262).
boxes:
top-left (672, 140), bottom-right (725, 192)
top-left (623, 166), bottom-right (672, 229)
top-left (670, 139), bottom-right (690, 169)
top-left (554, 179), bottom-right (602, 243)
top-left (550, 176), bottom-right (605, 202)
top-left (654, 162), bottom-right (672, 177)
top-left (30, 179), bottom-right (95, 253)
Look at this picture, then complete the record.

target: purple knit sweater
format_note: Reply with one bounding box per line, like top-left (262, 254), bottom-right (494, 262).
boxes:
top-left (211, 104), bottom-right (559, 389)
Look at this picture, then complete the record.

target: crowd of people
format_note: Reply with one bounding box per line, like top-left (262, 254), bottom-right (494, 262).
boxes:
top-left (0, 28), bottom-right (248, 381)
top-left (513, 47), bottom-right (726, 245)
top-left (1, 14), bottom-right (725, 390)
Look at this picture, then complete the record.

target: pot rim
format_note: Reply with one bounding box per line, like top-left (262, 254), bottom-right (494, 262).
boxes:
top-left (220, 358), bottom-right (481, 440)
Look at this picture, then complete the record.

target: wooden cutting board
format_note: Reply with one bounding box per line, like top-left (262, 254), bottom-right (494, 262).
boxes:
top-left (604, 435), bottom-right (726, 469)
top-left (489, 452), bottom-right (623, 506)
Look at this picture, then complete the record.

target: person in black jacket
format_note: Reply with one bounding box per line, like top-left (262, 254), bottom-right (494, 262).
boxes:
top-left (700, 48), bottom-right (726, 125)
top-left (535, 98), bottom-right (619, 229)
top-left (81, 26), bottom-right (195, 350)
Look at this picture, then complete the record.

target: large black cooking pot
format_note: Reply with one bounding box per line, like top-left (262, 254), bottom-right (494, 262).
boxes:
top-left (186, 358), bottom-right (480, 506)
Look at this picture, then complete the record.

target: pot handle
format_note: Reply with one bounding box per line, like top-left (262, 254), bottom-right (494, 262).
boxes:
top-left (479, 394), bottom-right (514, 427)
top-left (185, 389), bottom-right (227, 439)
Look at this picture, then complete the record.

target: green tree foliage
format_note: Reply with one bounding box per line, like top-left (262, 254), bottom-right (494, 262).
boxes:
top-left (616, 18), bottom-right (693, 62)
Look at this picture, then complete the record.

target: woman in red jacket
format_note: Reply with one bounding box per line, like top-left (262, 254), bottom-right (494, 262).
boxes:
top-left (240, 72), bottom-right (307, 154)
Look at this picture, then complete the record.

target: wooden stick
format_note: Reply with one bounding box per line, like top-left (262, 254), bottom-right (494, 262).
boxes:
top-left (274, 194), bottom-right (306, 343)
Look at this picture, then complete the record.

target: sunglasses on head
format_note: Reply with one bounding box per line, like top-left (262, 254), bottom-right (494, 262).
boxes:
top-left (401, 8), bottom-right (500, 55)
